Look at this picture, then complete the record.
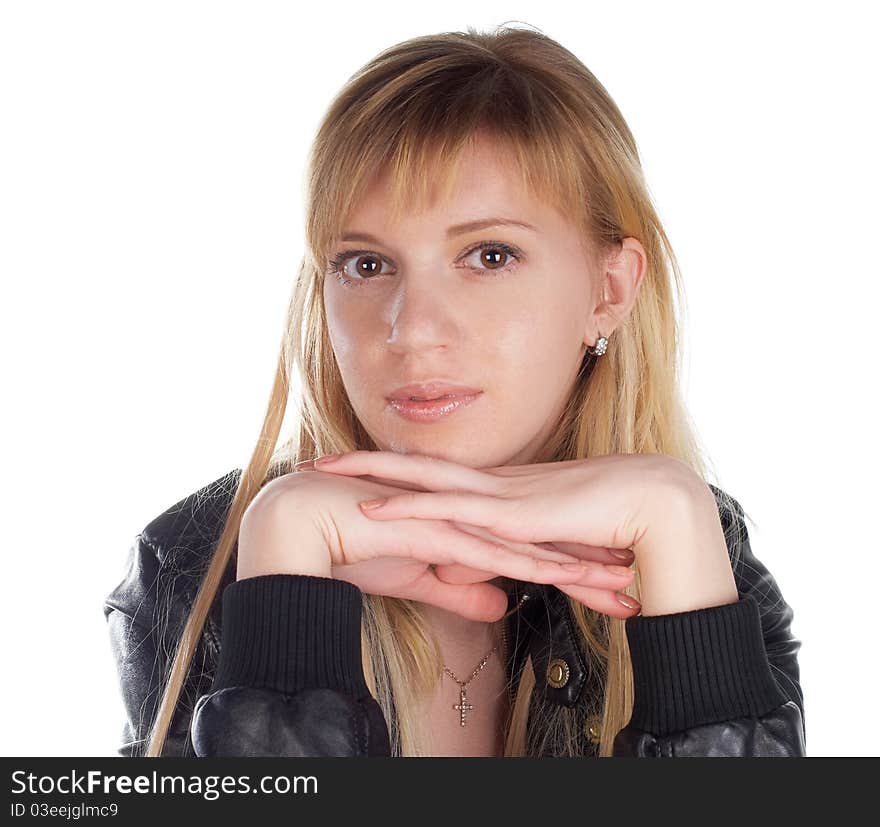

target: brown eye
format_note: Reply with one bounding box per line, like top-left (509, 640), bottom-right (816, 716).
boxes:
top-left (480, 248), bottom-right (508, 269)
top-left (351, 254), bottom-right (382, 277)
top-left (461, 241), bottom-right (521, 274)
top-left (328, 250), bottom-right (390, 282)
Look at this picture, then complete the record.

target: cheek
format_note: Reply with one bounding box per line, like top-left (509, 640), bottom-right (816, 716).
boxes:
top-left (322, 303), bottom-right (384, 404)
top-left (491, 300), bottom-right (578, 396)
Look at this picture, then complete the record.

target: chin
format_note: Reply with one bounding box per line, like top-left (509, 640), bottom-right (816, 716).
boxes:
top-left (382, 438), bottom-right (485, 464)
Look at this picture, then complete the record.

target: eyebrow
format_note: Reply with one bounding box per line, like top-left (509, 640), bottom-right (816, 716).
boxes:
top-left (340, 217), bottom-right (538, 244)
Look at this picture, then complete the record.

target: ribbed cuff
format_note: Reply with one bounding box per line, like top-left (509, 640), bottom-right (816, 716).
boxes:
top-left (211, 574), bottom-right (370, 700)
top-left (624, 593), bottom-right (788, 737)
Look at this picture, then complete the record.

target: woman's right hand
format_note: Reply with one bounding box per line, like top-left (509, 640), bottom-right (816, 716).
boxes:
top-left (237, 469), bottom-right (634, 622)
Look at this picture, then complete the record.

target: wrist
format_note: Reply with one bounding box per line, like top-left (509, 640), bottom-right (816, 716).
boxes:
top-left (237, 495), bottom-right (332, 580)
top-left (634, 478), bottom-right (738, 616)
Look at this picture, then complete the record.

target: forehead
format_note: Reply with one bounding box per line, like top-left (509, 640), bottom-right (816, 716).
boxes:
top-left (341, 137), bottom-right (566, 239)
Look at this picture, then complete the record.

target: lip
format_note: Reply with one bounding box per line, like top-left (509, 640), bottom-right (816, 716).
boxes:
top-left (388, 392), bottom-right (483, 423)
top-left (387, 381), bottom-right (483, 401)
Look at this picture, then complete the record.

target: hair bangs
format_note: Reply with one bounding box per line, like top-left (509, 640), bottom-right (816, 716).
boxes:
top-left (312, 64), bottom-right (592, 265)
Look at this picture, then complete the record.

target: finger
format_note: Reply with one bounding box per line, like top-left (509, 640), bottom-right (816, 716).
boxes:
top-left (556, 582), bottom-right (643, 619)
top-left (478, 458), bottom-right (585, 476)
top-left (398, 517), bottom-right (595, 586)
top-left (296, 466), bottom-right (433, 494)
top-left (432, 563), bottom-right (497, 585)
top-left (405, 570), bottom-right (510, 622)
top-left (294, 458), bottom-right (431, 493)
top-left (566, 560), bottom-right (635, 588)
top-left (452, 523), bottom-right (589, 565)
top-left (359, 490), bottom-right (518, 539)
top-left (549, 540), bottom-right (635, 566)
top-left (312, 450), bottom-right (500, 495)
top-left (433, 559), bottom-right (633, 593)
top-left (337, 474), bottom-right (431, 493)
top-left (434, 564), bottom-right (635, 614)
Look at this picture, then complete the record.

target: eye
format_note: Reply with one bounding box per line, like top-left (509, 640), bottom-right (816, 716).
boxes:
top-left (326, 240), bottom-right (523, 287)
top-left (459, 242), bottom-right (521, 275)
top-left (326, 250), bottom-right (391, 284)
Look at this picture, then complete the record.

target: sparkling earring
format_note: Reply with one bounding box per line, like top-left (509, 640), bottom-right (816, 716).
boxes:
top-left (586, 333), bottom-right (609, 357)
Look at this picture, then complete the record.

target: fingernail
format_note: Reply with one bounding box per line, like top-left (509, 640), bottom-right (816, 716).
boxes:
top-left (314, 454), bottom-right (342, 466)
top-left (610, 549), bottom-right (634, 562)
top-left (616, 593), bottom-right (641, 611)
top-left (359, 498), bottom-right (387, 511)
top-left (607, 565), bottom-right (634, 577)
top-left (294, 460), bottom-right (315, 471)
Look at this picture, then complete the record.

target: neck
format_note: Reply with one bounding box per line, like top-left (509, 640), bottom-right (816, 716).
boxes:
top-left (421, 604), bottom-right (496, 643)
top-left (420, 605), bottom-right (503, 672)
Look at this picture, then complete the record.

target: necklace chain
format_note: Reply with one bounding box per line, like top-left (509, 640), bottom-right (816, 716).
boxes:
top-left (441, 592), bottom-right (530, 727)
top-left (442, 646), bottom-right (497, 687)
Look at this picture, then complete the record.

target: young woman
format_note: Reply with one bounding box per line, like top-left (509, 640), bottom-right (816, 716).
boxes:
top-left (104, 25), bottom-right (805, 758)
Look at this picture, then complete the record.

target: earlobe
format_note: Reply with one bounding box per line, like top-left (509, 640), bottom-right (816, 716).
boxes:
top-left (585, 331), bottom-right (609, 357)
top-left (583, 289), bottom-right (617, 351)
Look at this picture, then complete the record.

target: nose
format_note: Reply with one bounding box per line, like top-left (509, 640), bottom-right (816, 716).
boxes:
top-left (384, 275), bottom-right (462, 355)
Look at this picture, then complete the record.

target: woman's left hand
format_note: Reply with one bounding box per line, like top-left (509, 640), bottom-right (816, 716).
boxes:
top-left (296, 451), bottom-right (740, 617)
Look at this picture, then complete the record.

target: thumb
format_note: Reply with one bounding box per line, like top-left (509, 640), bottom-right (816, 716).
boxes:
top-left (432, 563), bottom-right (497, 585)
top-left (410, 573), bottom-right (509, 622)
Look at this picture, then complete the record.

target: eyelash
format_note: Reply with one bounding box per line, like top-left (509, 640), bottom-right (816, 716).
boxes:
top-left (325, 241), bottom-right (523, 287)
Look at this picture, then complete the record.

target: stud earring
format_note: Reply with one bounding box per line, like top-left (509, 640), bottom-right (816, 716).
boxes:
top-left (586, 333), bottom-right (609, 357)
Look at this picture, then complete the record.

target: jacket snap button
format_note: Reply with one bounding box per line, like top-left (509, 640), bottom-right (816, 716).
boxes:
top-left (546, 658), bottom-right (570, 689)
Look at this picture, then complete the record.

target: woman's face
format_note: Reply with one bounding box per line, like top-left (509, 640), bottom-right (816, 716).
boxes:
top-left (322, 137), bottom-right (621, 468)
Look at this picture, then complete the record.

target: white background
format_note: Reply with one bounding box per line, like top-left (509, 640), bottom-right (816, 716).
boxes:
top-left (1, 0), bottom-right (876, 757)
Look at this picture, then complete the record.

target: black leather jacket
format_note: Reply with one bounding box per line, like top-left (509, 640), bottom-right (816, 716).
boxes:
top-left (103, 468), bottom-right (806, 758)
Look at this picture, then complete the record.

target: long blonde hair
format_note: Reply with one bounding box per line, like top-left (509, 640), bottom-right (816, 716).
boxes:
top-left (145, 23), bottom-right (728, 757)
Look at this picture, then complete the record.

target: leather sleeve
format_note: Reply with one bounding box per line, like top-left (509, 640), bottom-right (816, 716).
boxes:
top-left (611, 490), bottom-right (806, 757)
top-left (103, 533), bottom-right (213, 757)
top-left (190, 574), bottom-right (392, 757)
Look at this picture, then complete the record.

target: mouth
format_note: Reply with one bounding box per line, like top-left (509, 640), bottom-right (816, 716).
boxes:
top-left (387, 391), bottom-right (483, 423)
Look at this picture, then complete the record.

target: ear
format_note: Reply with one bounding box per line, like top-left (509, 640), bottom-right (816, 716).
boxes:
top-left (584, 237), bottom-right (647, 347)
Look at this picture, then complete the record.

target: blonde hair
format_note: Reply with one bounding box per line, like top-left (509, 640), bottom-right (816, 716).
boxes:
top-left (145, 23), bottom-right (730, 757)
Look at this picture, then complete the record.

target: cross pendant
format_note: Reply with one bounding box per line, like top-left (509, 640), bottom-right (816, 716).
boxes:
top-left (453, 686), bottom-right (475, 727)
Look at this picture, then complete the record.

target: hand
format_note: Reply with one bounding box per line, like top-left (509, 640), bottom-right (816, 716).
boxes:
top-left (299, 450), bottom-right (723, 618)
top-left (269, 469), bottom-right (636, 622)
